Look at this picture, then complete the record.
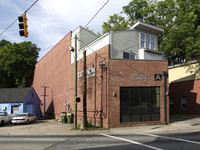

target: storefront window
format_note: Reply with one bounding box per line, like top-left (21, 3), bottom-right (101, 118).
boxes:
top-left (120, 87), bottom-right (160, 123)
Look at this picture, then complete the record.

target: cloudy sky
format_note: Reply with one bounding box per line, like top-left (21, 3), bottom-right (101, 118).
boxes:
top-left (0, 0), bottom-right (131, 60)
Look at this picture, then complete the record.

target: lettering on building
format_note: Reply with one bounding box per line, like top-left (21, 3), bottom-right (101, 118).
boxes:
top-left (131, 73), bottom-right (151, 80)
top-left (154, 74), bottom-right (162, 81)
top-left (78, 67), bottom-right (96, 79)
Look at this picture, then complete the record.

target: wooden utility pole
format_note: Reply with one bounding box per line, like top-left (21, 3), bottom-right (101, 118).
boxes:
top-left (41, 86), bottom-right (49, 120)
top-left (74, 34), bottom-right (78, 129)
top-left (83, 50), bottom-right (87, 129)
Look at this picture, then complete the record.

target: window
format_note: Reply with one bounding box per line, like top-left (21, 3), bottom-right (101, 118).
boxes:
top-left (146, 34), bottom-right (150, 49)
top-left (181, 97), bottom-right (187, 109)
top-left (130, 53), bottom-right (135, 59)
top-left (140, 32), bottom-right (156, 50)
top-left (123, 52), bottom-right (129, 59)
top-left (120, 87), bottom-right (160, 123)
top-left (170, 98), bottom-right (174, 109)
top-left (123, 52), bottom-right (136, 60)
top-left (141, 33), bottom-right (145, 48)
top-left (151, 35), bottom-right (155, 50)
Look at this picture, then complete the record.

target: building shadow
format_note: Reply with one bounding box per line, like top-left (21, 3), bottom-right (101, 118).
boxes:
top-left (46, 91), bottom-right (55, 119)
top-left (169, 114), bottom-right (200, 124)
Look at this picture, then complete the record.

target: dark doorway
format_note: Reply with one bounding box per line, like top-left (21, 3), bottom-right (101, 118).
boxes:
top-left (120, 87), bottom-right (160, 123)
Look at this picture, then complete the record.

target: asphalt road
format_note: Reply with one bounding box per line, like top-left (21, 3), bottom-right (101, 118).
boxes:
top-left (1, 131), bottom-right (200, 150)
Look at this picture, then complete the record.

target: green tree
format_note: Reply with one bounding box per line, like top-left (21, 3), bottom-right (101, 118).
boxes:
top-left (102, 0), bottom-right (200, 65)
top-left (0, 39), bottom-right (11, 87)
top-left (0, 39), bottom-right (11, 48)
top-left (0, 41), bottom-right (40, 88)
top-left (102, 14), bottom-right (129, 34)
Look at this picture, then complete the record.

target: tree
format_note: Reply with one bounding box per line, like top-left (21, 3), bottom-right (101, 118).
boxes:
top-left (102, 14), bottom-right (129, 34)
top-left (0, 39), bottom-right (11, 87)
top-left (102, 0), bottom-right (200, 66)
top-left (0, 39), bottom-right (11, 48)
top-left (0, 41), bottom-right (40, 88)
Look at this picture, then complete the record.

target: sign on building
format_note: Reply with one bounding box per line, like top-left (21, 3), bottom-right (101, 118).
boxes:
top-left (154, 74), bottom-right (162, 81)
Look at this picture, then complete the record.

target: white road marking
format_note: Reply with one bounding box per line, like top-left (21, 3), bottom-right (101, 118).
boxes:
top-left (0, 138), bottom-right (65, 141)
top-left (0, 147), bottom-right (43, 150)
top-left (100, 133), bottom-right (163, 150)
top-left (137, 133), bottom-right (200, 145)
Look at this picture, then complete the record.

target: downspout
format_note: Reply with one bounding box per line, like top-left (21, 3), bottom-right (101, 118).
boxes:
top-left (100, 64), bottom-right (103, 128)
top-left (100, 63), bottom-right (107, 128)
top-left (94, 53), bottom-right (97, 126)
top-left (163, 71), bottom-right (168, 124)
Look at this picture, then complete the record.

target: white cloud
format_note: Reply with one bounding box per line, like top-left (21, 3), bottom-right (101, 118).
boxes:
top-left (0, 0), bottom-right (131, 60)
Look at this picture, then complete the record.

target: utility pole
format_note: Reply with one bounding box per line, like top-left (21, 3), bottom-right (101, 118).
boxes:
top-left (41, 86), bottom-right (49, 120)
top-left (74, 34), bottom-right (78, 129)
top-left (83, 50), bottom-right (87, 129)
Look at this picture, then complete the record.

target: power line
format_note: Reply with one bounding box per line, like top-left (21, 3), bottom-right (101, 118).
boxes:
top-left (0, 0), bottom-right (39, 37)
top-left (0, 19), bottom-right (18, 37)
top-left (77, 0), bottom-right (110, 35)
top-left (84, 0), bottom-right (109, 29)
top-left (25, 0), bottom-right (38, 13)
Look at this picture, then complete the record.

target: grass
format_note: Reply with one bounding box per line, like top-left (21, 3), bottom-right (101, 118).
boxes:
top-left (72, 122), bottom-right (109, 131)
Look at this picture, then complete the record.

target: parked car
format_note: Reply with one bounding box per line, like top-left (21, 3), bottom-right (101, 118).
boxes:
top-left (0, 111), bottom-right (12, 126)
top-left (11, 113), bottom-right (37, 124)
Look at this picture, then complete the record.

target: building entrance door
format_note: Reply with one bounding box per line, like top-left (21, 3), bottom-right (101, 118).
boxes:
top-left (11, 106), bottom-right (19, 114)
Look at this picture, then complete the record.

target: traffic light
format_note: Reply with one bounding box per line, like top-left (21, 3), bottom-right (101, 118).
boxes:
top-left (18, 13), bottom-right (28, 37)
top-left (75, 97), bottom-right (81, 103)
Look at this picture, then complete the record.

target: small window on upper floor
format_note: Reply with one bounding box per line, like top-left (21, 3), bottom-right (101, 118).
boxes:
top-left (140, 32), bottom-right (156, 50)
top-left (123, 52), bottom-right (136, 60)
top-left (123, 52), bottom-right (129, 59)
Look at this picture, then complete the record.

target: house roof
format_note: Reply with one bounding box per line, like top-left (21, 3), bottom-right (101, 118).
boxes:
top-left (0, 87), bottom-right (32, 103)
top-left (130, 21), bottom-right (164, 34)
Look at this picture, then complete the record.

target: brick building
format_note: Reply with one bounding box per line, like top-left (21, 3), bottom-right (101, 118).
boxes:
top-left (32, 22), bottom-right (169, 128)
top-left (169, 61), bottom-right (200, 115)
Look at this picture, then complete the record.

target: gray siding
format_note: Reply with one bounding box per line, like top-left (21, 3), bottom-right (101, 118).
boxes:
top-left (79, 27), bottom-right (99, 50)
top-left (111, 30), bottom-right (139, 59)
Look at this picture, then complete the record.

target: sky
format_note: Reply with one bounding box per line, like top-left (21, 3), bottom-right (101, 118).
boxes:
top-left (0, 0), bottom-right (131, 60)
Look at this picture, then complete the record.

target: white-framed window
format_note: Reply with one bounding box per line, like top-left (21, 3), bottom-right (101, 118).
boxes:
top-left (123, 52), bottom-right (136, 60)
top-left (140, 32), bottom-right (156, 50)
top-left (181, 97), bottom-right (187, 109)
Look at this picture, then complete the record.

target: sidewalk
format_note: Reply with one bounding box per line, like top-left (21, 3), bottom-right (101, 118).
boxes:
top-left (0, 115), bottom-right (200, 135)
top-left (109, 115), bottom-right (200, 134)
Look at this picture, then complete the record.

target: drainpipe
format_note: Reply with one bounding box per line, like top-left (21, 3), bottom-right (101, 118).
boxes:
top-left (163, 71), bottom-right (168, 124)
top-left (100, 64), bottom-right (103, 128)
top-left (100, 63), bottom-right (106, 128)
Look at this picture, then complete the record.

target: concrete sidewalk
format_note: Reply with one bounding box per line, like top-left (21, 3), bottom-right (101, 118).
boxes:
top-left (0, 115), bottom-right (200, 135)
top-left (109, 115), bottom-right (200, 134)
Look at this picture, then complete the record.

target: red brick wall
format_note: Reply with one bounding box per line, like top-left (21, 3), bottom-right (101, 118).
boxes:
top-left (32, 32), bottom-right (72, 119)
top-left (169, 79), bottom-right (200, 115)
top-left (108, 60), bottom-right (169, 128)
top-left (70, 45), bottom-right (110, 128)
